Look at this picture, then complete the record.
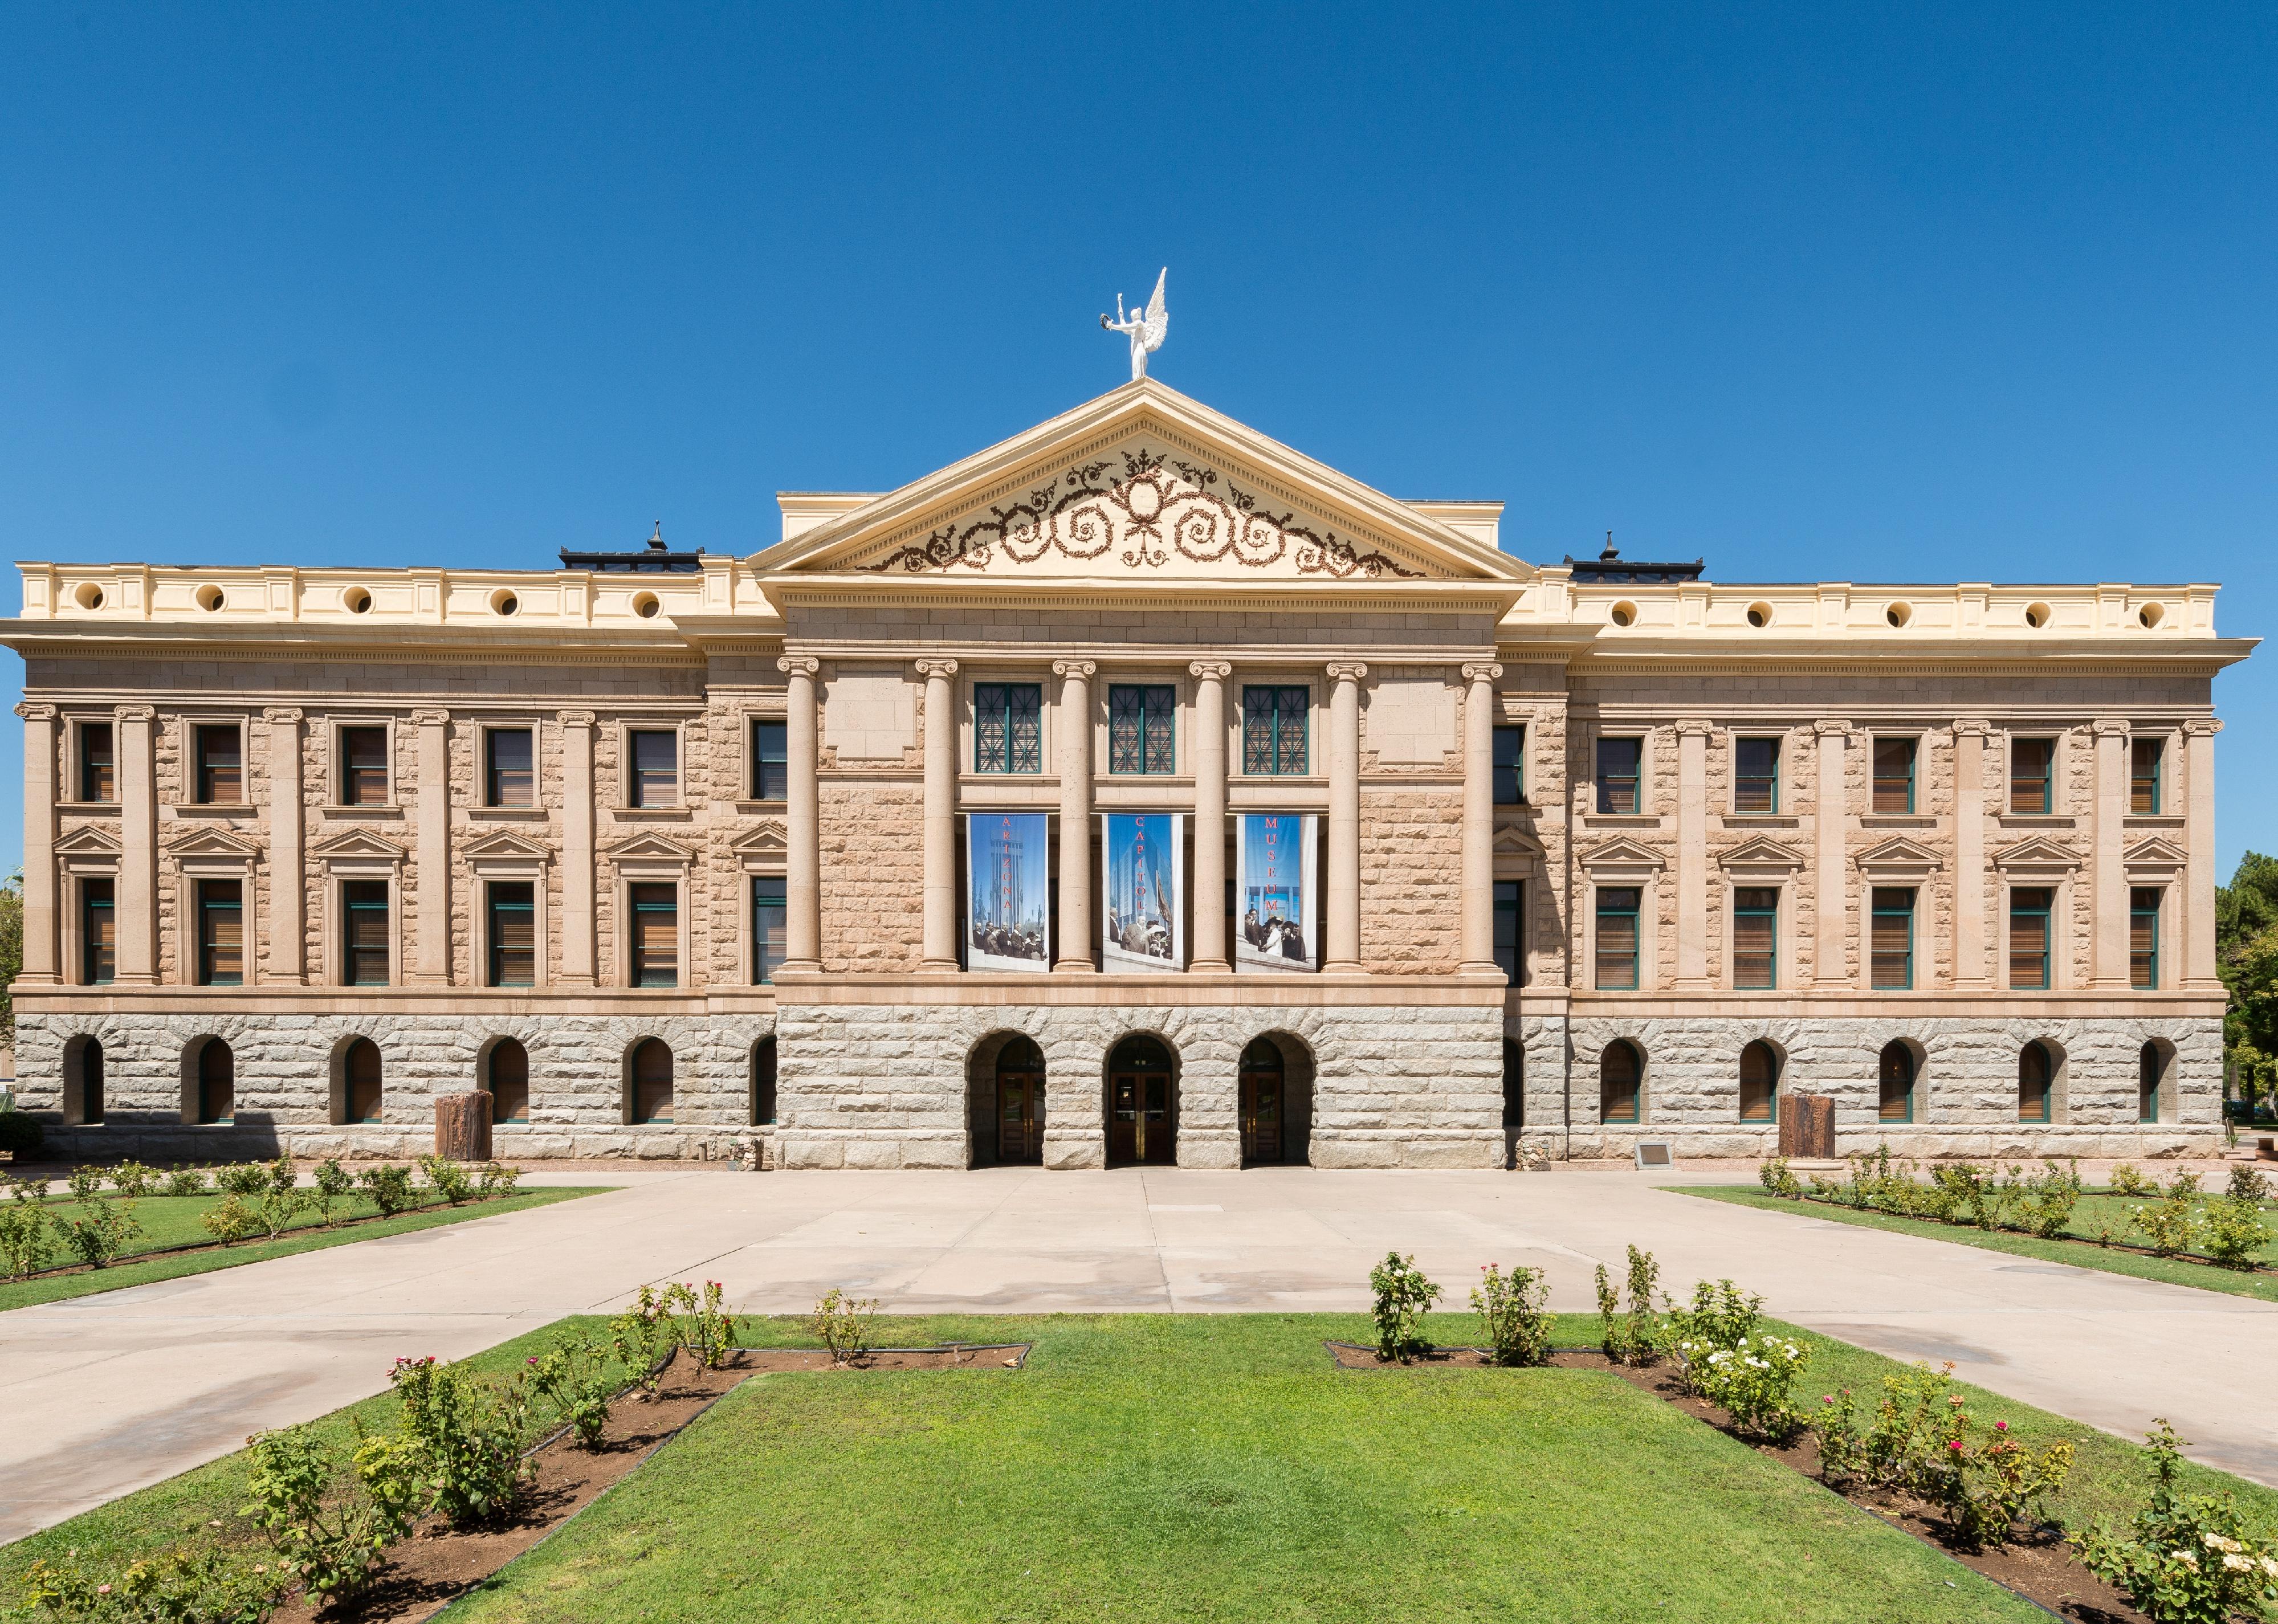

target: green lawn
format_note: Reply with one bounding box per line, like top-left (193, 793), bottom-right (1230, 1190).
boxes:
top-left (0, 1186), bottom-right (602, 1311)
top-left (17, 1312), bottom-right (2274, 1623)
top-left (1681, 1185), bottom-right (2278, 1303)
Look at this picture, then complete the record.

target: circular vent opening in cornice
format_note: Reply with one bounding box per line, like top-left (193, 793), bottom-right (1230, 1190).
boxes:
top-left (633, 591), bottom-right (661, 619)
top-left (195, 584), bottom-right (225, 613)
top-left (2138, 602), bottom-right (2164, 629)
top-left (74, 582), bottom-right (105, 611)
top-left (1884, 601), bottom-right (1912, 628)
top-left (491, 589), bottom-right (519, 617)
top-left (2024, 601), bottom-right (2052, 629)
top-left (1609, 601), bottom-right (1637, 628)
top-left (344, 587), bottom-right (373, 615)
top-left (1746, 602), bottom-right (1772, 628)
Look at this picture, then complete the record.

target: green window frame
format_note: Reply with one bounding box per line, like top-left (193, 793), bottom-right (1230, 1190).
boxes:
top-left (975, 683), bottom-right (1044, 774)
top-left (1871, 738), bottom-right (1916, 814)
top-left (2130, 738), bottom-right (2163, 815)
top-left (487, 881), bottom-right (535, 988)
top-left (341, 880), bottom-right (391, 986)
top-left (486, 728), bottom-right (535, 807)
top-left (1870, 887), bottom-right (1914, 990)
top-left (2008, 888), bottom-right (2052, 991)
top-left (1241, 685), bottom-right (1309, 776)
top-left (1493, 879), bottom-right (1523, 985)
top-left (1595, 887), bottom-right (1640, 990)
top-left (79, 721), bottom-right (115, 803)
top-left (197, 879), bottom-right (244, 986)
top-left (753, 875), bottom-right (787, 985)
top-left (1595, 737), bottom-right (1643, 813)
top-left (629, 882), bottom-right (679, 987)
top-left (2018, 1041), bottom-right (2054, 1123)
top-left (1599, 1040), bottom-right (1642, 1124)
top-left (2010, 738), bottom-right (2055, 815)
top-left (1107, 684), bottom-right (1176, 774)
top-left (194, 724), bottom-right (243, 805)
top-left (81, 878), bottom-right (115, 986)
top-left (627, 729), bottom-right (679, 807)
top-left (2138, 1042), bottom-right (2162, 1123)
top-left (1734, 737), bottom-right (1780, 813)
top-left (2130, 887), bottom-right (2161, 990)
top-left (1878, 1041), bottom-right (1916, 1124)
top-left (751, 719), bottom-right (788, 801)
top-left (1732, 887), bottom-right (1778, 990)
top-left (1492, 725), bottom-right (1526, 805)
top-left (339, 726), bottom-right (389, 807)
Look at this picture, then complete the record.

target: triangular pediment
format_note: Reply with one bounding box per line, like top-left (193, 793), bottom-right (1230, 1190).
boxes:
top-left (2123, 835), bottom-right (2189, 867)
top-left (1991, 835), bottom-right (2083, 872)
top-left (54, 823), bottom-right (123, 856)
top-left (1493, 823), bottom-right (1545, 858)
top-left (1856, 835), bottom-right (1943, 876)
top-left (1718, 835), bottom-right (1806, 874)
top-left (729, 818), bottom-right (787, 855)
top-left (603, 831), bottom-right (695, 863)
top-left (310, 827), bottom-right (407, 862)
top-left (462, 829), bottom-right (552, 862)
top-left (165, 826), bottom-right (262, 860)
top-left (753, 380), bottom-right (1529, 589)
top-left (1579, 836), bottom-right (1666, 874)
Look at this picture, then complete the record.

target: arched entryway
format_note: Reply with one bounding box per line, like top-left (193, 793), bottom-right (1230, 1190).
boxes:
top-left (63, 1035), bottom-right (104, 1127)
top-left (484, 1038), bottom-right (530, 1125)
top-left (994, 1037), bottom-right (1046, 1165)
top-left (1106, 1035), bottom-right (1177, 1167)
top-left (1239, 1034), bottom-right (1313, 1166)
top-left (343, 1038), bottom-right (384, 1124)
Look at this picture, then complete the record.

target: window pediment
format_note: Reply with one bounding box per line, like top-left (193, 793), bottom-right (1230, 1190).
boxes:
top-left (165, 826), bottom-right (262, 861)
top-left (1991, 835), bottom-right (2082, 876)
top-left (310, 827), bottom-right (407, 863)
top-left (1856, 835), bottom-right (1942, 882)
top-left (2123, 835), bottom-right (2189, 881)
top-left (54, 824), bottom-right (123, 857)
top-left (462, 829), bottom-right (553, 863)
top-left (1718, 834), bottom-right (1805, 877)
top-left (730, 819), bottom-right (787, 856)
top-left (1579, 836), bottom-right (1666, 879)
top-left (604, 831), bottom-right (695, 864)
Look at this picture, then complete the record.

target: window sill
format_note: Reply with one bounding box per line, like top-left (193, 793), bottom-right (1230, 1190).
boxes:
top-left (1860, 814), bottom-right (1937, 829)
top-left (170, 803), bottom-right (255, 818)
top-left (2123, 814), bottom-right (2185, 829)
top-left (466, 806), bottom-right (549, 821)
top-left (734, 800), bottom-right (787, 815)
top-left (56, 801), bottom-right (120, 816)
top-left (321, 805), bottom-right (404, 819)
top-left (1996, 814), bottom-right (2076, 830)
top-left (1719, 813), bottom-right (1798, 829)
top-left (612, 806), bottom-right (692, 821)
top-left (1582, 814), bottom-right (1662, 829)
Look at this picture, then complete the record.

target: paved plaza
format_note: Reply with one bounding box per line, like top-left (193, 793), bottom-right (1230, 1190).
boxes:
top-left (5, 1165), bottom-right (2275, 1543)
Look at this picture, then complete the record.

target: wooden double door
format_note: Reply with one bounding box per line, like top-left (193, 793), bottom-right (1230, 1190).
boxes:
top-left (1107, 1036), bottom-right (1176, 1166)
top-left (1239, 1039), bottom-right (1284, 1165)
top-left (995, 1037), bottom-right (1046, 1165)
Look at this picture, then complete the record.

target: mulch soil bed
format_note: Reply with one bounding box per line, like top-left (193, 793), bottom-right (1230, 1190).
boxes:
top-left (8, 1198), bottom-right (540, 1283)
top-left (1326, 1341), bottom-right (2149, 1623)
top-left (281, 1343), bottom-right (1030, 1624)
top-left (1779, 1193), bottom-right (2278, 1277)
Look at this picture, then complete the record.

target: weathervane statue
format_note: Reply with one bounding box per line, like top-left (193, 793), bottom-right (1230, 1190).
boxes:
top-left (1100, 268), bottom-right (1168, 380)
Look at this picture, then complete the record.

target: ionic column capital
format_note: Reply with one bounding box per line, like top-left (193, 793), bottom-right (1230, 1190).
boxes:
top-left (913, 658), bottom-right (960, 680)
top-left (1812, 719), bottom-right (1852, 738)
top-left (1674, 717), bottom-right (1715, 738)
top-left (409, 707), bottom-right (451, 728)
top-left (1325, 660), bottom-right (1368, 684)
top-left (2091, 718), bottom-right (2133, 739)
top-left (1188, 659), bottom-right (1233, 682)
top-left (113, 704), bottom-right (155, 725)
top-left (1951, 719), bottom-right (1993, 738)
top-left (557, 709), bottom-right (597, 730)
top-left (2182, 717), bottom-right (2224, 737)
top-left (261, 707), bottom-right (304, 725)
top-left (1051, 659), bottom-right (1097, 680)
top-left (1461, 662), bottom-right (1503, 685)
top-left (778, 656), bottom-right (821, 679)
top-left (14, 701), bottom-right (56, 723)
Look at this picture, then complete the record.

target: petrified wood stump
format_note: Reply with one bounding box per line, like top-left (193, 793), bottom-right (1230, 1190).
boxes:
top-left (1778, 1093), bottom-right (1836, 1161)
top-left (435, 1091), bottom-right (493, 1162)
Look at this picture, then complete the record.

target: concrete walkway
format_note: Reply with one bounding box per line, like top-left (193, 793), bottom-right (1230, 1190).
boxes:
top-left (5, 1165), bottom-right (2275, 1542)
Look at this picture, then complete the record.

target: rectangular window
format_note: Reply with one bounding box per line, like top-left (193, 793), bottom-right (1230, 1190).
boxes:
top-left (1595, 887), bottom-right (1640, 990)
top-left (339, 727), bottom-right (389, 806)
top-left (341, 880), bottom-right (390, 986)
top-left (2010, 738), bottom-right (2054, 814)
top-left (627, 729), bottom-right (678, 807)
top-left (1734, 738), bottom-right (1780, 814)
top-left (1493, 725), bottom-right (1526, 805)
top-left (1493, 879), bottom-right (1523, 985)
top-left (752, 875), bottom-right (787, 985)
top-left (751, 719), bottom-right (788, 801)
top-left (629, 882), bottom-right (679, 986)
top-left (488, 882), bottom-right (535, 987)
top-left (194, 724), bottom-right (243, 805)
top-left (1107, 684), bottom-right (1176, 774)
top-left (81, 878), bottom-right (115, 985)
top-left (1871, 738), bottom-right (1916, 814)
top-left (486, 728), bottom-right (535, 807)
top-left (1595, 737), bottom-right (1643, 814)
top-left (2008, 887), bottom-right (2052, 990)
top-left (1733, 887), bottom-right (1778, 990)
top-left (197, 879), bottom-right (244, 985)
top-left (1241, 685), bottom-right (1309, 776)
top-left (1871, 887), bottom-right (1916, 990)
top-left (974, 683), bottom-right (1044, 774)
top-left (2132, 887), bottom-right (2161, 989)
top-left (79, 722), bottom-right (115, 803)
top-left (2130, 738), bottom-right (2163, 815)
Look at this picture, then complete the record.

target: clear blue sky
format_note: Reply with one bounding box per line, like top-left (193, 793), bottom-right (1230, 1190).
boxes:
top-left (2, 3), bottom-right (2272, 876)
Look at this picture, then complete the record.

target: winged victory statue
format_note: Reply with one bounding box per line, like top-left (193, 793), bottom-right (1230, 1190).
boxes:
top-left (1100, 268), bottom-right (1168, 380)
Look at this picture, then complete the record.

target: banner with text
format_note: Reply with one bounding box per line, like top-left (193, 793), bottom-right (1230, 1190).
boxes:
top-left (965, 811), bottom-right (1051, 973)
top-left (1099, 812), bottom-right (1184, 973)
top-left (1235, 813), bottom-right (1318, 974)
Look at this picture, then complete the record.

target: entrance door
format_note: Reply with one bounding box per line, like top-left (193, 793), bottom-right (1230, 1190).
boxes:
top-left (1107, 1036), bottom-right (1176, 1166)
top-left (996, 1037), bottom-right (1045, 1165)
top-left (1238, 1038), bottom-right (1283, 1166)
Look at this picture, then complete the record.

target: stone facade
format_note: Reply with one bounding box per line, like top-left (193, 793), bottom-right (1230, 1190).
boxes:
top-left (3, 380), bottom-right (2250, 1165)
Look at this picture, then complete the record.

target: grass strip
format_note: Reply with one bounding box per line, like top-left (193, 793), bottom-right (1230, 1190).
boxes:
top-left (0, 1186), bottom-right (603, 1312)
top-left (1676, 1184), bottom-right (2278, 1304)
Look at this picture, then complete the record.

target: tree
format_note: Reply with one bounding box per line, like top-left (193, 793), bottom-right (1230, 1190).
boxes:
top-left (0, 874), bottom-right (20, 1052)
top-left (2216, 852), bottom-right (2278, 1114)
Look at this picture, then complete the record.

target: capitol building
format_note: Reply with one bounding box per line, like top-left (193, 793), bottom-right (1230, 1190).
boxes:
top-left (4, 379), bottom-right (2250, 1166)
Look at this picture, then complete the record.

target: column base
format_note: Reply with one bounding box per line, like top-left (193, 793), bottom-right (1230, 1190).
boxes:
top-left (1051, 960), bottom-right (1097, 974)
top-left (1322, 959), bottom-right (1364, 975)
top-left (1188, 958), bottom-right (1232, 974)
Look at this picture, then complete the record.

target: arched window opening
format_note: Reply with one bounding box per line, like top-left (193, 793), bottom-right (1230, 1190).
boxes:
top-left (630, 1039), bottom-right (674, 1125)
top-left (2138, 1041), bottom-right (2162, 1124)
top-left (197, 1039), bottom-right (235, 1125)
top-left (2018, 1042), bottom-right (2053, 1123)
top-left (64, 1037), bottom-right (105, 1127)
top-left (752, 1037), bottom-right (779, 1128)
top-left (1599, 1040), bottom-right (1641, 1124)
top-left (1739, 1041), bottom-right (1781, 1123)
top-left (1502, 1038), bottom-right (1525, 1130)
top-left (487, 1038), bottom-right (529, 1125)
top-left (344, 1038), bottom-right (383, 1124)
top-left (1878, 1041), bottom-right (1916, 1124)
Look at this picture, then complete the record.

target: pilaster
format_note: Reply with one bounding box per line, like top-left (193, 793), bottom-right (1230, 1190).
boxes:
top-left (1812, 719), bottom-right (1850, 986)
top-left (916, 658), bottom-right (960, 969)
top-left (263, 707), bottom-right (305, 984)
top-left (780, 658), bottom-right (823, 973)
top-left (1052, 659), bottom-right (1096, 973)
top-left (15, 704), bottom-right (57, 985)
top-left (559, 710), bottom-right (597, 986)
top-left (1189, 660), bottom-right (1233, 973)
top-left (1459, 664), bottom-right (1504, 973)
top-left (1324, 661), bottom-right (1367, 972)
top-left (1673, 718), bottom-right (1713, 988)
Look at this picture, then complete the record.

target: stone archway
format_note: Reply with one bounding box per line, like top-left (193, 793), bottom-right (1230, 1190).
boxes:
top-left (1238, 1033), bottom-right (1314, 1166)
top-left (1105, 1034), bottom-right (1179, 1168)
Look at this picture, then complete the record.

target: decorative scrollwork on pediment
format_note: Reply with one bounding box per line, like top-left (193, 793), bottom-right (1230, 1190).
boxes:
top-left (856, 444), bottom-right (1425, 580)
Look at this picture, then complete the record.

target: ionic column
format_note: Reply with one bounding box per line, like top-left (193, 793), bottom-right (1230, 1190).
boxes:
top-left (1458, 663), bottom-right (1504, 973)
top-left (1189, 660), bottom-right (1232, 972)
top-left (264, 707), bottom-right (305, 984)
top-left (1674, 719), bottom-right (1713, 988)
top-left (15, 704), bottom-right (58, 985)
top-left (116, 705), bottom-right (158, 985)
top-left (916, 658), bottom-right (960, 970)
top-left (780, 658), bottom-right (823, 972)
top-left (559, 711), bottom-right (597, 985)
top-left (2182, 719), bottom-right (2223, 990)
top-left (410, 708), bottom-right (452, 984)
top-left (1053, 659), bottom-right (1096, 972)
top-left (2090, 720), bottom-right (2131, 988)
top-left (1325, 661), bottom-right (1368, 973)
top-left (1811, 719), bottom-right (1851, 985)
top-left (1952, 721), bottom-right (1991, 989)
